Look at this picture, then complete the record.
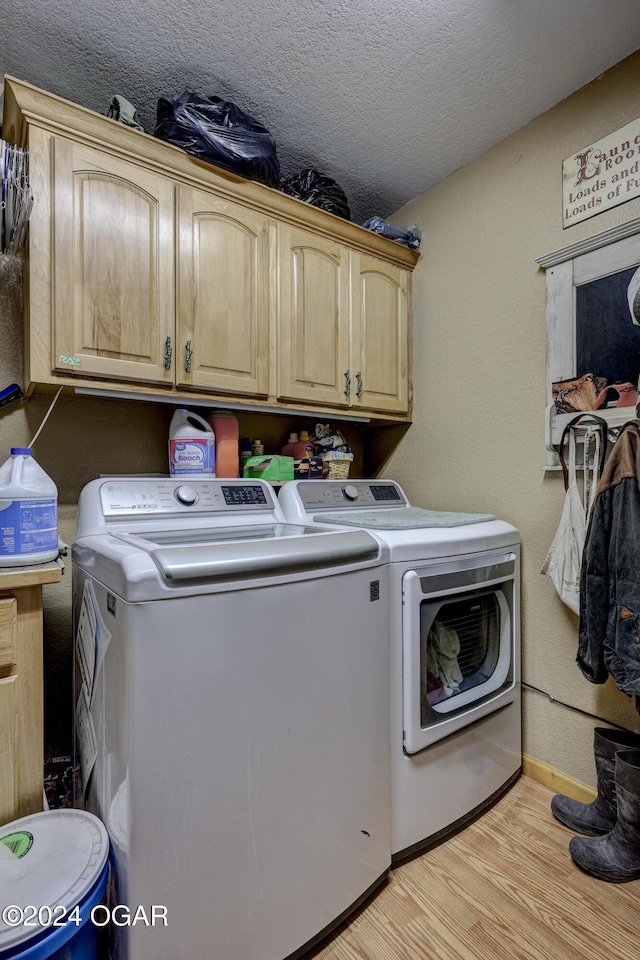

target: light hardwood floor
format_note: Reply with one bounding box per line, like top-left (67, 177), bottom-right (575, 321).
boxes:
top-left (305, 775), bottom-right (640, 960)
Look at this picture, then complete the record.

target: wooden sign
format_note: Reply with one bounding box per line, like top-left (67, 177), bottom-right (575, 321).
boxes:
top-left (562, 117), bottom-right (640, 228)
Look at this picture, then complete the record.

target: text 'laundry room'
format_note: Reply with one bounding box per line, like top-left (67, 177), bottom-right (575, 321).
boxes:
top-left (1, 11), bottom-right (640, 960)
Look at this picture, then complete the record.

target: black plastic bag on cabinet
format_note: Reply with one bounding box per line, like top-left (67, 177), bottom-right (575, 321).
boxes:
top-left (361, 217), bottom-right (421, 249)
top-left (154, 90), bottom-right (281, 186)
top-left (279, 169), bottom-right (351, 220)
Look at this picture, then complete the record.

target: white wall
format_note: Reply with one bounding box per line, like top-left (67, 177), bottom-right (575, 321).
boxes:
top-left (389, 51), bottom-right (640, 787)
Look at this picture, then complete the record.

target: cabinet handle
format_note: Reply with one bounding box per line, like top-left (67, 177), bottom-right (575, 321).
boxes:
top-left (344, 369), bottom-right (351, 397)
top-left (356, 372), bottom-right (363, 398)
top-left (164, 337), bottom-right (173, 370)
top-left (185, 340), bottom-right (193, 374)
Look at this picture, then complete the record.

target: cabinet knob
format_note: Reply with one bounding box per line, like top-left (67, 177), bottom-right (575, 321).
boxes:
top-left (356, 371), bottom-right (362, 398)
top-left (185, 340), bottom-right (193, 374)
top-left (164, 337), bottom-right (173, 371)
top-left (344, 369), bottom-right (351, 397)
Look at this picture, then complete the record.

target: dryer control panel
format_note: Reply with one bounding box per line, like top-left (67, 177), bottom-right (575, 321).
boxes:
top-left (294, 480), bottom-right (408, 512)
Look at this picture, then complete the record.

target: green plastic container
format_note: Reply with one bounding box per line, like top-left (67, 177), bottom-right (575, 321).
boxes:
top-left (242, 455), bottom-right (294, 481)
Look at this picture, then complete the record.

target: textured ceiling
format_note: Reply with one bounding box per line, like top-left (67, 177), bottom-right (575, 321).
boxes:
top-left (2, 0), bottom-right (640, 224)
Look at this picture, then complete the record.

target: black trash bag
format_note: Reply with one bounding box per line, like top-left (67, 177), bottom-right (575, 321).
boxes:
top-left (279, 170), bottom-right (351, 220)
top-left (154, 91), bottom-right (281, 186)
top-left (361, 216), bottom-right (421, 249)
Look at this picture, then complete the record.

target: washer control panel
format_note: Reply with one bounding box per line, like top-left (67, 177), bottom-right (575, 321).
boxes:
top-left (98, 479), bottom-right (274, 518)
top-left (295, 480), bottom-right (407, 512)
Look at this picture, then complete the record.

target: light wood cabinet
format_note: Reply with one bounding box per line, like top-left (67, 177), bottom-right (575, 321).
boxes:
top-left (0, 564), bottom-right (62, 826)
top-left (278, 237), bottom-right (411, 415)
top-left (278, 224), bottom-right (350, 408)
top-left (49, 150), bottom-right (272, 399)
top-left (51, 137), bottom-right (175, 386)
top-left (4, 76), bottom-right (418, 422)
top-left (350, 254), bottom-right (410, 414)
top-left (177, 186), bottom-right (271, 397)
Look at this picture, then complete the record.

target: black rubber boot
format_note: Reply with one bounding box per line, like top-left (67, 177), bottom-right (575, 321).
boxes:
top-left (550, 727), bottom-right (640, 836)
top-left (569, 750), bottom-right (640, 882)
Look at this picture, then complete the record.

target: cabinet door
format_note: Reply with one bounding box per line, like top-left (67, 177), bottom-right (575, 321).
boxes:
top-left (176, 187), bottom-right (270, 396)
top-left (0, 676), bottom-right (17, 824)
top-left (278, 225), bottom-right (350, 407)
top-left (52, 138), bottom-right (175, 385)
top-left (351, 254), bottom-right (409, 414)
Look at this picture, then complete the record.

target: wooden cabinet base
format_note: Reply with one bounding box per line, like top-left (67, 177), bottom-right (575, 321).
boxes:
top-left (0, 564), bottom-right (62, 826)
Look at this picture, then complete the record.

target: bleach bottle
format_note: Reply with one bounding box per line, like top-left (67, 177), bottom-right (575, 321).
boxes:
top-left (169, 408), bottom-right (216, 476)
top-left (0, 447), bottom-right (58, 566)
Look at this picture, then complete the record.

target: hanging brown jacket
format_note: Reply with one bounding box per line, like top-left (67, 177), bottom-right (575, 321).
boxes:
top-left (578, 422), bottom-right (640, 709)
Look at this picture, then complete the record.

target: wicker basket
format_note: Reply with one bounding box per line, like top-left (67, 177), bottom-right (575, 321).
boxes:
top-left (322, 453), bottom-right (353, 479)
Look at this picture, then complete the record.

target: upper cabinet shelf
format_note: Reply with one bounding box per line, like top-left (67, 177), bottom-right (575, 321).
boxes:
top-left (3, 76), bottom-right (419, 423)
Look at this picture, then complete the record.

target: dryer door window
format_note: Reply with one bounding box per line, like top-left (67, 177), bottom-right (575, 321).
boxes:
top-left (402, 552), bottom-right (518, 753)
top-left (420, 589), bottom-right (509, 721)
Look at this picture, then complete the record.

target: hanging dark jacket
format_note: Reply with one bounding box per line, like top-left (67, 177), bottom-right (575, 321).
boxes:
top-left (578, 422), bottom-right (640, 709)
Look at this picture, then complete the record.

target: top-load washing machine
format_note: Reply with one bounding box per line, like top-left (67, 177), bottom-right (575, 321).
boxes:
top-left (72, 477), bottom-right (391, 960)
top-left (279, 479), bottom-right (521, 863)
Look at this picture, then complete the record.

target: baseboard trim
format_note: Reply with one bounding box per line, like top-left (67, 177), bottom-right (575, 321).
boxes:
top-left (522, 754), bottom-right (596, 803)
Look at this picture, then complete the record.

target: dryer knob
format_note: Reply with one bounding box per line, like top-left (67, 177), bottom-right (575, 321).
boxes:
top-left (343, 484), bottom-right (359, 501)
top-left (175, 484), bottom-right (198, 506)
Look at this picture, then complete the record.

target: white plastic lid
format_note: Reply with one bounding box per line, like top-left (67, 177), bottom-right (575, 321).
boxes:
top-left (108, 778), bottom-right (128, 855)
top-left (0, 809), bottom-right (109, 950)
top-left (288, 433), bottom-right (299, 442)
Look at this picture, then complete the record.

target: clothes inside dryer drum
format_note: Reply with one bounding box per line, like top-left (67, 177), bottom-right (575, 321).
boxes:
top-left (422, 593), bottom-right (501, 714)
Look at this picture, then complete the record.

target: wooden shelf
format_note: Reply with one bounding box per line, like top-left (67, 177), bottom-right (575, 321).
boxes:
top-left (0, 561), bottom-right (62, 590)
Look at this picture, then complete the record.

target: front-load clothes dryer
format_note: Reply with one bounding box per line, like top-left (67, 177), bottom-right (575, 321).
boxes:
top-left (72, 477), bottom-right (391, 960)
top-left (279, 479), bottom-right (521, 863)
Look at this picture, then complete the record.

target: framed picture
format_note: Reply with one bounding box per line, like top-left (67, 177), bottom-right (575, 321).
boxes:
top-left (537, 217), bottom-right (640, 467)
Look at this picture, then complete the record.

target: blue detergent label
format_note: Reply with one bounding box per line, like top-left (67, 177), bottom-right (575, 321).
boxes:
top-left (0, 499), bottom-right (58, 557)
top-left (169, 439), bottom-right (215, 475)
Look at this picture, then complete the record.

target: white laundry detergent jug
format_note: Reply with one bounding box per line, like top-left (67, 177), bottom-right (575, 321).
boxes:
top-left (169, 408), bottom-right (216, 476)
top-left (0, 447), bottom-right (58, 566)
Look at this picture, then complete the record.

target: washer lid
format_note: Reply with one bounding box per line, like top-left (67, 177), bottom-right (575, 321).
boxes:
top-left (0, 809), bottom-right (109, 950)
top-left (114, 523), bottom-right (381, 581)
